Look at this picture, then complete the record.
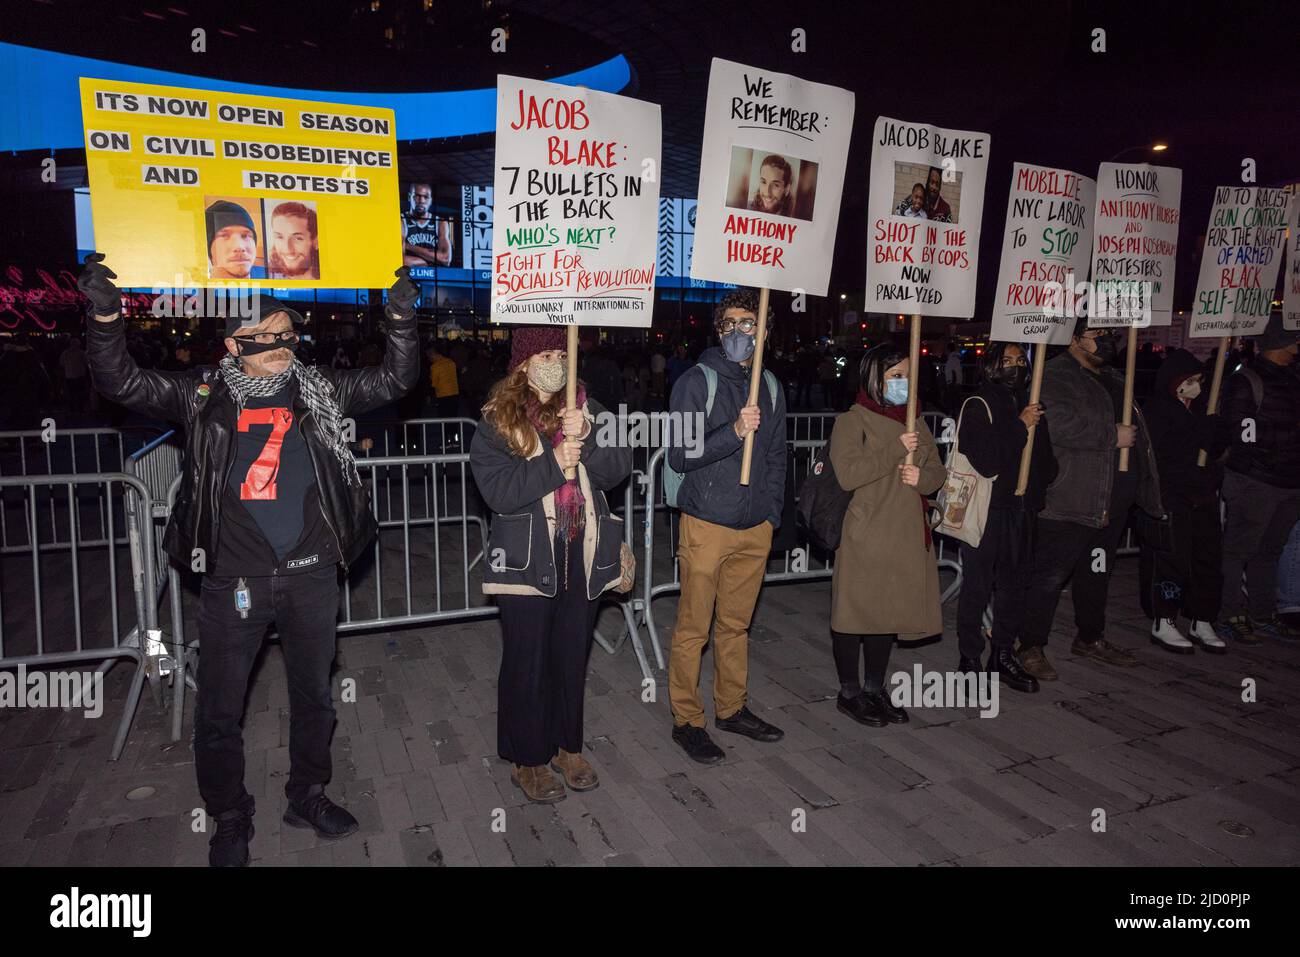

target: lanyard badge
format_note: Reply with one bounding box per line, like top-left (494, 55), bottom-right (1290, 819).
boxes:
top-left (234, 578), bottom-right (251, 619)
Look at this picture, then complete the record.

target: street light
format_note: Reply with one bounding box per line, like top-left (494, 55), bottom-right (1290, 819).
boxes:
top-left (1107, 143), bottom-right (1169, 162)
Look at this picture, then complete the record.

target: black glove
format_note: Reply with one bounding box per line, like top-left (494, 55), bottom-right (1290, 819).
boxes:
top-left (77, 253), bottom-right (122, 316)
top-left (386, 266), bottom-right (419, 319)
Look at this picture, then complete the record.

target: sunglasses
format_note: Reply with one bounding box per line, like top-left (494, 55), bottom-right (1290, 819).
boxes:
top-left (234, 331), bottom-right (300, 346)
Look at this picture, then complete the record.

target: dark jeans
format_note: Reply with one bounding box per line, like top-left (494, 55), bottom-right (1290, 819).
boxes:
top-left (495, 533), bottom-right (598, 767)
top-left (1139, 502), bottom-right (1223, 621)
top-left (195, 565), bottom-right (341, 817)
top-left (1220, 470), bottom-right (1300, 619)
top-left (1022, 509), bottom-right (1132, 649)
top-left (957, 507), bottom-right (1034, 658)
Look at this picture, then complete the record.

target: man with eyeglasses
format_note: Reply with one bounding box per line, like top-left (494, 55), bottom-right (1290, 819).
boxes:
top-left (666, 289), bottom-right (787, 764)
top-left (77, 254), bottom-right (420, 867)
top-left (1018, 317), bottom-right (1164, 680)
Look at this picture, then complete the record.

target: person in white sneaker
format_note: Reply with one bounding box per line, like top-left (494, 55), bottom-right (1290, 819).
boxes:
top-left (1140, 349), bottom-right (1227, 654)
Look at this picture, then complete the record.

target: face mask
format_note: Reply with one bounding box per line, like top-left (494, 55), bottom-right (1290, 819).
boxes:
top-left (1088, 335), bottom-right (1117, 365)
top-left (527, 358), bottom-right (567, 393)
top-left (1176, 378), bottom-right (1202, 401)
top-left (883, 378), bottom-right (909, 406)
top-left (721, 330), bottom-right (756, 363)
top-left (993, 365), bottom-right (1028, 391)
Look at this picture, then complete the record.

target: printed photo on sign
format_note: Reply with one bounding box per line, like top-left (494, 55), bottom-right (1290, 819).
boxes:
top-left (402, 181), bottom-right (454, 268)
top-left (264, 200), bottom-right (320, 280)
top-left (204, 196), bottom-right (266, 280)
top-left (724, 148), bottom-right (818, 222)
top-left (892, 163), bottom-right (962, 223)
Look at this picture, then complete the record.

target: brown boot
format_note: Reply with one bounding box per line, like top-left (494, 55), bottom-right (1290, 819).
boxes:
top-left (549, 749), bottom-right (599, 791)
top-left (1018, 646), bottom-right (1058, 681)
top-left (1071, 637), bottom-right (1139, 667)
top-left (511, 764), bottom-right (567, 804)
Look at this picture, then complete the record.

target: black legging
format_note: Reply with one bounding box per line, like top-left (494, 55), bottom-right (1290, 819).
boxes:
top-left (831, 631), bottom-right (895, 698)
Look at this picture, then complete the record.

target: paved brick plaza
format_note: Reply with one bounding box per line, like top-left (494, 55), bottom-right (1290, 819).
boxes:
top-left (1, 555), bottom-right (1297, 868)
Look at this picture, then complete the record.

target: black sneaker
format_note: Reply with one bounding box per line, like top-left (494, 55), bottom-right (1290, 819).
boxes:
top-left (672, 723), bottom-right (726, 764)
top-left (283, 789), bottom-right (359, 839)
top-left (209, 799), bottom-right (255, 868)
top-left (715, 705), bottom-right (785, 742)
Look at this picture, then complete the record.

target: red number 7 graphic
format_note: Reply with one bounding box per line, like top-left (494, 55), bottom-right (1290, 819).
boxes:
top-left (238, 407), bottom-right (294, 500)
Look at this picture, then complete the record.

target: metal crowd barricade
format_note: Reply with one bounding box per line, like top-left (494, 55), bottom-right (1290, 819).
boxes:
top-left (0, 426), bottom-right (163, 553)
top-left (0, 472), bottom-right (154, 761)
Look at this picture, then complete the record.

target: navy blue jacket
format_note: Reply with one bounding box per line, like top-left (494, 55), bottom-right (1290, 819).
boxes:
top-left (667, 347), bottom-right (786, 530)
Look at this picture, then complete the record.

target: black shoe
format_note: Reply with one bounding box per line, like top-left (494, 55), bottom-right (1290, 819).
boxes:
top-left (865, 689), bottom-right (909, 724)
top-left (837, 692), bottom-right (887, 727)
top-left (672, 723), bottom-right (726, 764)
top-left (283, 789), bottom-right (359, 839)
top-left (209, 800), bottom-right (254, 868)
top-left (988, 647), bottom-right (1040, 694)
top-left (957, 655), bottom-right (982, 675)
top-left (714, 705), bottom-right (785, 742)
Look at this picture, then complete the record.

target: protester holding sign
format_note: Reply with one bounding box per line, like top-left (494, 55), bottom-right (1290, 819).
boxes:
top-left (954, 343), bottom-right (1056, 691)
top-left (1018, 320), bottom-right (1163, 680)
top-left (77, 255), bottom-right (420, 867)
top-left (1139, 349), bottom-right (1228, 653)
top-left (666, 289), bottom-right (787, 763)
top-left (469, 327), bottom-right (632, 803)
top-left (828, 343), bottom-right (945, 727)
top-left (1215, 316), bottom-right (1300, 645)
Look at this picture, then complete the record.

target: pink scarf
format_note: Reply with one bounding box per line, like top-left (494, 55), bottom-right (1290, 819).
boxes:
top-left (526, 384), bottom-right (587, 547)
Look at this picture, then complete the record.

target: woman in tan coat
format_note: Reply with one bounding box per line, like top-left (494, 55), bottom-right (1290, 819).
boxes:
top-left (828, 342), bottom-right (946, 726)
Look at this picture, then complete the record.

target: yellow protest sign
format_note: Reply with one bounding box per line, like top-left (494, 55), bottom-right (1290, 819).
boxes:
top-left (79, 77), bottom-right (400, 288)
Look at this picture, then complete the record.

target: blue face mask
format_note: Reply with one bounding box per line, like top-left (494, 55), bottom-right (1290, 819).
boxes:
top-left (883, 378), bottom-right (909, 406)
top-left (721, 330), bottom-right (756, 363)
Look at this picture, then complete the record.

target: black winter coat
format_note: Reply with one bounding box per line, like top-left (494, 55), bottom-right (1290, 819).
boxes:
top-left (1141, 348), bottom-right (1223, 508)
top-left (957, 381), bottom-right (1058, 512)
top-left (1220, 355), bottom-right (1300, 489)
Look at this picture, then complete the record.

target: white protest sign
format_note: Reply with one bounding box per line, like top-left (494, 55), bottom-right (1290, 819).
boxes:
top-left (1282, 193), bottom-right (1300, 331)
top-left (863, 117), bottom-right (990, 319)
top-left (990, 163), bottom-right (1095, 344)
top-left (1088, 162), bottom-right (1181, 328)
top-left (1189, 186), bottom-right (1289, 338)
top-left (490, 75), bottom-right (660, 327)
top-left (690, 58), bottom-right (854, 296)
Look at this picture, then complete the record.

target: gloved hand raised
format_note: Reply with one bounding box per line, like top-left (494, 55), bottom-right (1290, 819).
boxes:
top-left (77, 253), bottom-right (122, 316)
top-left (386, 266), bottom-right (420, 319)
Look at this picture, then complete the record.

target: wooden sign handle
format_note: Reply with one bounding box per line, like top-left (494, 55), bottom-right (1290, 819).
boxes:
top-left (738, 287), bottom-right (770, 487)
top-left (564, 325), bottom-right (579, 480)
top-left (1197, 335), bottom-right (1231, 467)
top-left (1014, 347), bottom-right (1046, 496)
top-left (1118, 325), bottom-right (1138, 472)
top-left (904, 313), bottom-right (921, 466)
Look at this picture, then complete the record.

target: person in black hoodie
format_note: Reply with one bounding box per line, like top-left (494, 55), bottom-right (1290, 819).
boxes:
top-left (1139, 349), bottom-right (1228, 654)
top-left (954, 342), bottom-right (1057, 693)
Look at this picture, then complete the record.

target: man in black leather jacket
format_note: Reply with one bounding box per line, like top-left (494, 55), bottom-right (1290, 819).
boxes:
top-left (78, 254), bottom-right (419, 866)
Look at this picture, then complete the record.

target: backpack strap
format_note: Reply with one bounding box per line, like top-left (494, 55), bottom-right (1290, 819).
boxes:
top-left (762, 368), bottom-right (780, 412)
top-left (698, 364), bottom-right (717, 417)
top-left (1240, 366), bottom-right (1264, 413)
